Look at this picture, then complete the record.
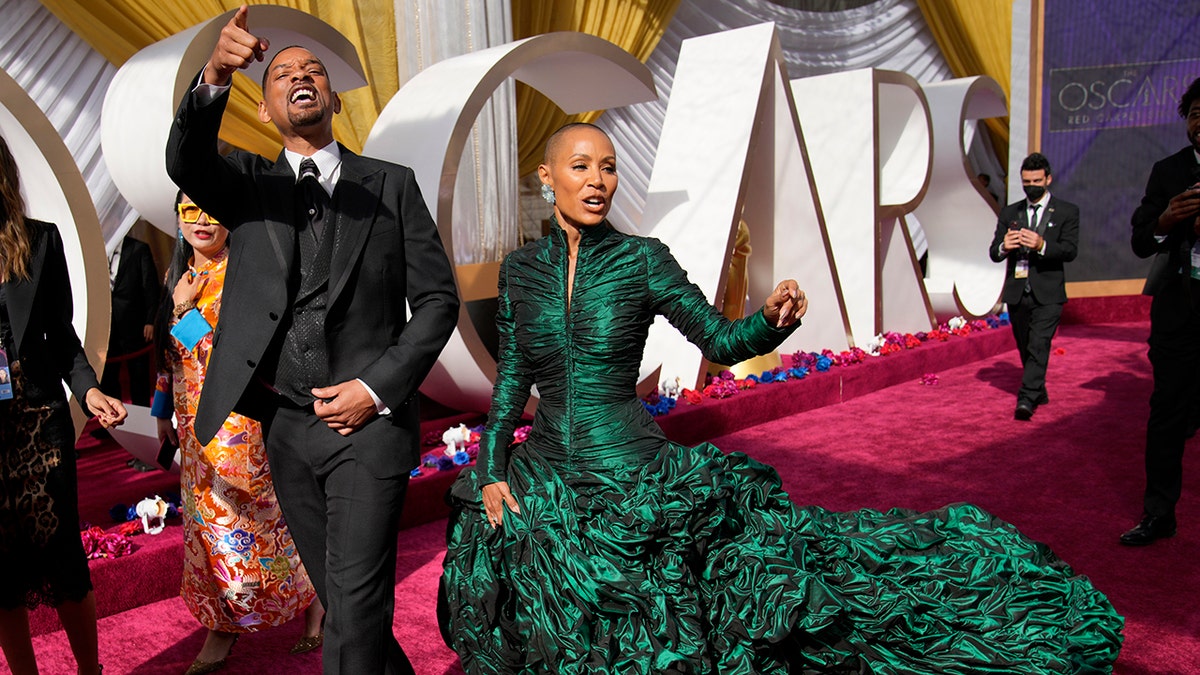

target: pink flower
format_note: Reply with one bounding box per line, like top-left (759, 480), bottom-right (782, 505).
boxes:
top-left (80, 526), bottom-right (134, 560)
top-left (513, 426), bottom-right (531, 443)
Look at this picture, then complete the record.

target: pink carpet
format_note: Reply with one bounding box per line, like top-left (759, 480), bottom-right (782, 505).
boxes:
top-left (6, 307), bottom-right (1196, 674)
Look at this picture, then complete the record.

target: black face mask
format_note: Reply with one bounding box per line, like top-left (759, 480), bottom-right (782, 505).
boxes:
top-left (1023, 184), bottom-right (1046, 202)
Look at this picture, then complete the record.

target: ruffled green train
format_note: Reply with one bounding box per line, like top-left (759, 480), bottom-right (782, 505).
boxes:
top-left (442, 442), bottom-right (1122, 674)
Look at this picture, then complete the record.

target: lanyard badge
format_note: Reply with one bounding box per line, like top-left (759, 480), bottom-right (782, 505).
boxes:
top-left (0, 347), bottom-right (13, 401)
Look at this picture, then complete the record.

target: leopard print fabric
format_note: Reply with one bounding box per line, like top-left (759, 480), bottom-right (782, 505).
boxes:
top-left (0, 360), bottom-right (61, 551)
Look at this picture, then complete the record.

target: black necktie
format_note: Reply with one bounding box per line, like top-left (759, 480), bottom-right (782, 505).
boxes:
top-left (1023, 204), bottom-right (1040, 294)
top-left (299, 158), bottom-right (328, 241)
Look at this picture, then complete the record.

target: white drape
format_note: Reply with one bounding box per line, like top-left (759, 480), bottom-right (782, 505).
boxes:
top-left (394, 0), bottom-right (518, 265)
top-left (0, 0), bottom-right (134, 246)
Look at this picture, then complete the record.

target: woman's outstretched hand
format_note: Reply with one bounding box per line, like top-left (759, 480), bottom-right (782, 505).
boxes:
top-left (763, 279), bottom-right (807, 328)
top-left (481, 481), bottom-right (520, 529)
top-left (84, 388), bottom-right (127, 428)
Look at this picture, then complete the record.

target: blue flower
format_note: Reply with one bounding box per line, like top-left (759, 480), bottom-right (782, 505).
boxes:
top-left (815, 355), bottom-right (833, 371)
top-left (642, 395), bottom-right (678, 416)
top-left (109, 503), bottom-right (129, 522)
top-left (453, 450), bottom-right (471, 465)
top-left (410, 467), bottom-right (423, 478)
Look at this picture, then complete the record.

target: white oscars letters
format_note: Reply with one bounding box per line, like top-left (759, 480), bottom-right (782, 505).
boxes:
top-left (916, 77), bottom-right (1010, 320)
top-left (362, 32), bottom-right (658, 412)
top-left (98, 18), bottom-right (1006, 413)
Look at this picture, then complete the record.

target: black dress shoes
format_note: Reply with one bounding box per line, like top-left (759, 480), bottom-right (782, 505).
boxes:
top-left (1014, 402), bottom-right (1034, 420)
top-left (1034, 392), bottom-right (1049, 406)
top-left (1119, 514), bottom-right (1177, 546)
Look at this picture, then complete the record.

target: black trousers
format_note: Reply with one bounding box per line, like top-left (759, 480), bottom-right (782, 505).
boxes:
top-left (100, 347), bottom-right (151, 406)
top-left (1144, 280), bottom-right (1200, 518)
top-left (1008, 292), bottom-right (1064, 405)
top-left (264, 405), bottom-right (414, 675)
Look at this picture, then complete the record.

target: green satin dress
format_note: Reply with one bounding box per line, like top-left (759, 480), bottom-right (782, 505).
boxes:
top-left (442, 221), bottom-right (1122, 674)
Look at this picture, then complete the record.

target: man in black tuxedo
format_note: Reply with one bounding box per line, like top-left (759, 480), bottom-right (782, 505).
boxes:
top-left (165, 6), bottom-right (459, 672)
top-left (1123, 77), bottom-right (1200, 546)
top-left (989, 152), bottom-right (1079, 421)
top-left (100, 235), bottom-right (159, 405)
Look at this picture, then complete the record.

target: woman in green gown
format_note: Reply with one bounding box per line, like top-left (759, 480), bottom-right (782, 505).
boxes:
top-left (441, 123), bottom-right (1122, 674)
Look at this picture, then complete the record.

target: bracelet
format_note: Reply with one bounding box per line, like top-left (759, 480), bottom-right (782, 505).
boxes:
top-left (172, 300), bottom-right (196, 319)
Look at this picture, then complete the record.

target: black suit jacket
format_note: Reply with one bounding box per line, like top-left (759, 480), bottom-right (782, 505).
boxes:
top-left (1132, 146), bottom-right (1199, 296)
top-left (988, 195), bottom-right (1080, 305)
top-left (165, 81), bottom-right (460, 478)
top-left (108, 236), bottom-right (159, 352)
top-left (2, 219), bottom-right (101, 409)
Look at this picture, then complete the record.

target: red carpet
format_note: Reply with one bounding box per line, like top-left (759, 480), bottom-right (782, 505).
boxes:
top-left (5, 303), bottom-right (1196, 674)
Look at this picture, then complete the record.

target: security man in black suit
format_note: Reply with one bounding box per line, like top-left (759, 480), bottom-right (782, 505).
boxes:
top-left (165, 6), bottom-right (459, 672)
top-left (100, 235), bottom-right (160, 405)
top-left (1123, 76), bottom-right (1200, 546)
top-left (989, 152), bottom-right (1080, 421)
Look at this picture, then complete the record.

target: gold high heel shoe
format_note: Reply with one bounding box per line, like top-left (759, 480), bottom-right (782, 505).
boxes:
top-left (184, 634), bottom-right (239, 675)
top-left (290, 632), bottom-right (323, 654)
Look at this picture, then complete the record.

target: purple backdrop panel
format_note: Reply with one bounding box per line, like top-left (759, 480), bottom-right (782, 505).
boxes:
top-left (1049, 59), bottom-right (1200, 133)
top-left (1040, 1), bottom-right (1200, 283)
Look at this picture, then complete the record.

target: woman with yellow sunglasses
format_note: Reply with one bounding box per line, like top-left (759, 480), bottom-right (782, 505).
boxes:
top-left (151, 193), bottom-right (324, 674)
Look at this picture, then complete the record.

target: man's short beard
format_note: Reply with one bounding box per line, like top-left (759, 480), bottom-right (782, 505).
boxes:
top-left (288, 106), bottom-right (325, 129)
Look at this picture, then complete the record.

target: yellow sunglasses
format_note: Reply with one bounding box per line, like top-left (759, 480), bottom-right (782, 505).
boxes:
top-left (177, 203), bottom-right (219, 225)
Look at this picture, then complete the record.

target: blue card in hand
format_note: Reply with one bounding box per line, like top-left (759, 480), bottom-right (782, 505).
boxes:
top-left (170, 309), bottom-right (212, 352)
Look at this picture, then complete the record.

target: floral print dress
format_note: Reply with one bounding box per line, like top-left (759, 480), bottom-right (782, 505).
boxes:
top-left (154, 250), bottom-right (314, 632)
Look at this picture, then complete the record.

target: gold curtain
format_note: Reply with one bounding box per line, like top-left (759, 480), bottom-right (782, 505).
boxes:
top-left (915, 0), bottom-right (1012, 167)
top-left (511, 0), bottom-right (681, 176)
top-left (39, 0), bottom-right (398, 158)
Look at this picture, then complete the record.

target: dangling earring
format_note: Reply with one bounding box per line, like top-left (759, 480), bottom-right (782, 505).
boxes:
top-left (540, 183), bottom-right (556, 205)
top-left (177, 227), bottom-right (184, 244)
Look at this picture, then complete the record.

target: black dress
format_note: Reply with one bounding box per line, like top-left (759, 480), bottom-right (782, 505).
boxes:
top-left (0, 219), bottom-right (99, 609)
